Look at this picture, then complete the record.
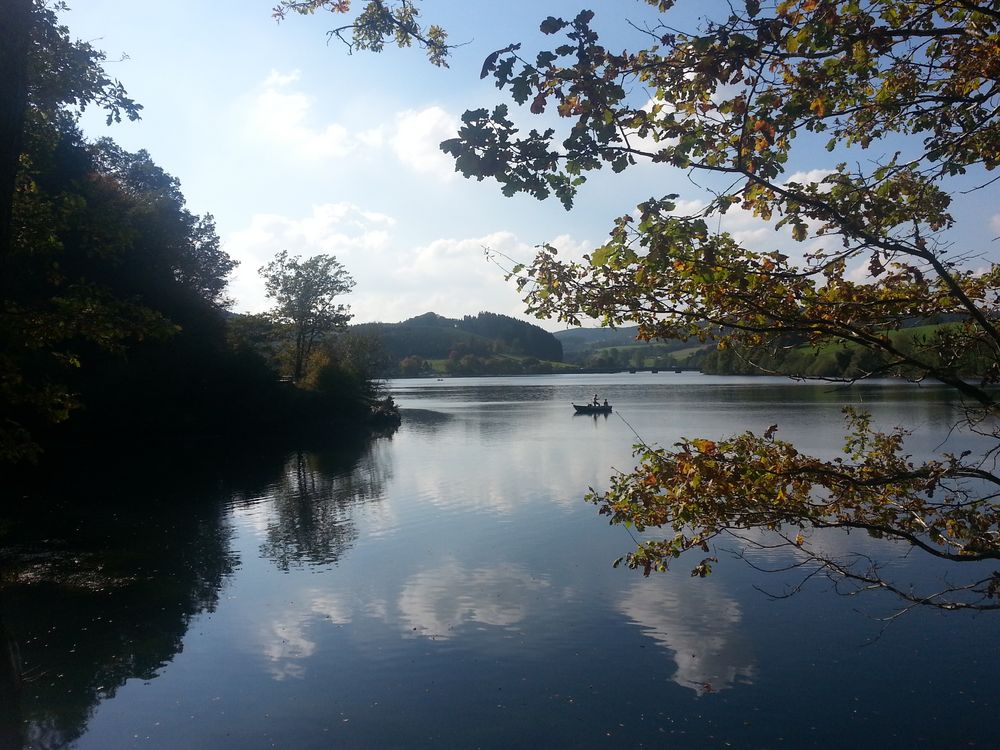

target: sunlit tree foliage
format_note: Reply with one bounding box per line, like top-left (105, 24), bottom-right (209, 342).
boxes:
top-left (291, 0), bottom-right (1000, 611)
top-left (260, 251), bottom-right (355, 383)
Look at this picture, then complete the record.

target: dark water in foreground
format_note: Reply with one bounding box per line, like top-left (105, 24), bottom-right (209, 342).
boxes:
top-left (2, 373), bottom-right (998, 749)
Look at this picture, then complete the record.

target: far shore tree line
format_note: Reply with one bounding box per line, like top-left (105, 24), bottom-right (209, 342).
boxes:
top-left (381, 317), bottom-right (996, 379)
top-left (354, 311), bottom-right (568, 376)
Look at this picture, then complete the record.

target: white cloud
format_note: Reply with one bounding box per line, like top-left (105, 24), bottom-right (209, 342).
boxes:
top-left (225, 203), bottom-right (587, 328)
top-left (244, 75), bottom-right (460, 180)
top-left (663, 192), bottom-right (832, 260)
top-left (357, 126), bottom-right (387, 149)
top-left (382, 230), bottom-right (572, 324)
top-left (784, 168), bottom-right (835, 186)
top-left (390, 106), bottom-right (459, 180)
top-left (396, 231), bottom-right (516, 280)
top-left (668, 198), bottom-right (709, 217)
top-left (225, 202), bottom-right (396, 314)
top-left (546, 233), bottom-right (592, 262)
top-left (669, 196), bottom-right (777, 242)
top-left (730, 227), bottom-right (770, 245)
top-left (846, 256), bottom-right (872, 283)
top-left (262, 70), bottom-right (302, 88)
top-left (245, 70), bottom-right (384, 161)
top-left (622, 97), bottom-right (675, 158)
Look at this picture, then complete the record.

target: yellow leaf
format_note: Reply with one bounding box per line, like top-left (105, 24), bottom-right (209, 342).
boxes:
top-left (693, 438), bottom-right (717, 454)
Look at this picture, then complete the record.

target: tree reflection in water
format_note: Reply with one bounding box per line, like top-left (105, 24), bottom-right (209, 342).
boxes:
top-left (0, 494), bottom-right (234, 750)
top-left (0, 435), bottom-right (389, 749)
top-left (233, 440), bottom-right (392, 571)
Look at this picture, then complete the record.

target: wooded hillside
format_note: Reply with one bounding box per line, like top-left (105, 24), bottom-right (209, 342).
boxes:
top-left (355, 312), bottom-right (563, 374)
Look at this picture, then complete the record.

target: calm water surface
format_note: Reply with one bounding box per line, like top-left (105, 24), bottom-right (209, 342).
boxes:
top-left (3, 373), bottom-right (998, 749)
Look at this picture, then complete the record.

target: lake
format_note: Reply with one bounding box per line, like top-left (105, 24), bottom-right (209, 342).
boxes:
top-left (3, 373), bottom-right (998, 749)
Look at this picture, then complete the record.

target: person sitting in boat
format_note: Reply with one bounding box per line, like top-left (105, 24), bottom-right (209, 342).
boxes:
top-left (603, 399), bottom-right (609, 408)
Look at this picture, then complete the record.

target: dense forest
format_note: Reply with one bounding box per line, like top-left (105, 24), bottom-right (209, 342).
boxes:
top-left (355, 311), bottom-right (566, 376)
top-left (555, 326), bottom-right (707, 369)
top-left (552, 322), bottom-right (990, 379)
top-left (699, 323), bottom-right (995, 378)
top-left (1, 4), bottom-right (393, 467)
top-left (362, 314), bottom-right (980, 378)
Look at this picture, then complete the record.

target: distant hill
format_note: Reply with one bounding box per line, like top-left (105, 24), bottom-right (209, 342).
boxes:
top-left (554, 326), bottom-right (709, 367)
top-left (554, 326), bottom-right (644, 353)
top-left (700, 322), bottom-right (994, 379)
top-left (354, 312), bottom-right (564, 375)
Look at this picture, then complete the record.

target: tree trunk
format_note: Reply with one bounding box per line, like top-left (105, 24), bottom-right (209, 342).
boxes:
top-left (0, 0), bottom-right (32, 289)
top-left (293, 326), bottom-right (307, 382)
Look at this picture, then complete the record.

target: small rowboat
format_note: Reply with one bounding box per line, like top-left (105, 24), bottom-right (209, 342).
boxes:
top-left (573, 403), bottom-right (613, 414)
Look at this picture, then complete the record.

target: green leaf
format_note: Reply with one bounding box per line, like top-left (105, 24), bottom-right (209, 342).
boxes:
top-left (536, 51), bottom-right (557, 67)
top-left (540, 16), bottom-right (567, 34)
top-left (510, 75), bottom-right (532, 104)
top-left (590, 245), bottom-right (614, 266)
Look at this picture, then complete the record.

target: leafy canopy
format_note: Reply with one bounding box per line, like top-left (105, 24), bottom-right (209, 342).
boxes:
top-left (273, 0), bottom-right (451, 66)
top-left (1, 2), bottom-right (239, 463)
top-left (292, 0), bottom-right (1000, 610)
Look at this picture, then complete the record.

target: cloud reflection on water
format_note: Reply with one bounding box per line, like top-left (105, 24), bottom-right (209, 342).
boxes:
top-left (257, 589), bottom-right (357, 681)
top-left (260, 610), bottom-right (317, 681)
top-left (618, 578), bottom-right (756, 695)
top-left (255, 560), bottom-right (558, 680)
top-left (397, 560), bottom-right (551, 638)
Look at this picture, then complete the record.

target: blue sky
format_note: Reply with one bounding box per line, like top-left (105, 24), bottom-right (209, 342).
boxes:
top-left (65, 1), bottom-right (1000, 330)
